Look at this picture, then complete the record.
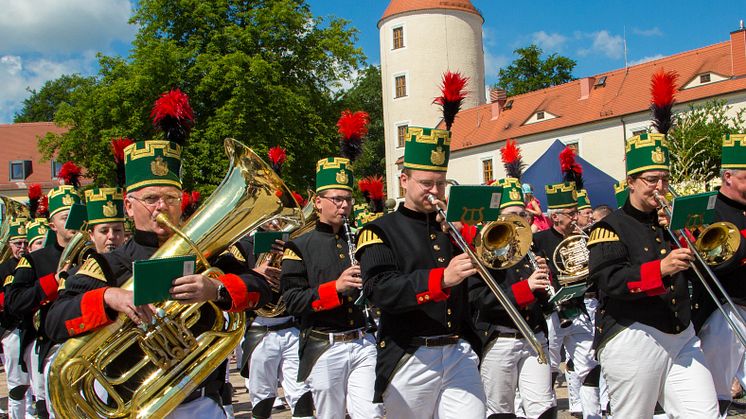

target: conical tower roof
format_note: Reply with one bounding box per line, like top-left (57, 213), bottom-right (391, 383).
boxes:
top-left (379, 0), bottom-right (482, 26)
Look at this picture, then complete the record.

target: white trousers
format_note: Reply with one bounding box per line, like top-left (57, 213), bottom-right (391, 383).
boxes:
top-left (599, 322), bottom-right (719, 419)
top-left (248, 324), bottom-right (311, 416)
top-left (30, 340), bottom-right (45, 404)
top-left (306, 333), bottom-right (382, 419)
top-left (2, 329), bottom-right (29, 419)
top-left (546, 311), bottom-right (601, 418)
top-left (43, 344), bottom-right (60, 419)
top-left (699, 304), bottom-right (746, 402)
top-left (383, 339), bottom-right (485, 419)
top-left (165, 396), bottom-right (226, 419)
top-left (480, 331), bottom-right (555, 418)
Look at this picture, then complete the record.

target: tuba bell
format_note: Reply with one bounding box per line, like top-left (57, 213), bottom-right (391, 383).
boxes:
top-left (57, 230), bottom-right (95, 272)
top-left (48, 138), bottom-right (302, 418)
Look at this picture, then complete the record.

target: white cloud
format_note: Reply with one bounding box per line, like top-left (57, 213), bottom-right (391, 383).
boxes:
top-left (632, 27), bottom-right (663, 37)
top-left (482, 26), bottom-right (497, 47)
top-left (0, 0), bottom-right (135, 55)
top-left (484, 50), bottom-right (509, 80)
top-left (532, 31), bottom-right (567, 52)
top-left (628, 54), bottom-right (665, 66)
top-left (577, 30), bottom-right (624, 60)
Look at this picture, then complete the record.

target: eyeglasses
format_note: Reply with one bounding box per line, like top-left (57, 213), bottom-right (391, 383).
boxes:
top-left (321, 195), bottom-right (355, 206)
top-left (638, 175), bottom-right (670, 186)
top-left (9, 241), bottom-right (28, 247)
top-left (130, 194), bottom-right (182, 207)
top-left (556, 210), bottom-right (578, 218)
top-left (412, 178), bottom-right (448, 190)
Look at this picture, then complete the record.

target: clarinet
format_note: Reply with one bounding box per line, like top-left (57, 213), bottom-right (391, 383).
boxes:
top-left (342, 215), bottom-right (357, 265)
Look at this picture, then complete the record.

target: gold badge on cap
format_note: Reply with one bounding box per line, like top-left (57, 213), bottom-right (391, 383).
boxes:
top-left (509, 189), bottom-right (520, 201)
top-left (336, 170), bottom-right (348, 185)
top-left (103, 201), bottom-right (117, 217)
top-left (62, 195), bottom-right (74, 206)
top-left (18, 226), bottom-right (26, 235)
top-left (38, 225), bottom-right (48, 235)
top-left (651, 146), bottom-right (665, 164)
top-left (151, 155), bottom-right (169, 176)
top-left (431, 146), bottom-right (446, 165)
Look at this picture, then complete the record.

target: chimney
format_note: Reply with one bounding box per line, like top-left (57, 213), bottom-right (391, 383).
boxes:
top-left (490, 88), bottom-right (507, 120)
top-left (579, 77), bottom-right (595, 100)
top-left (731, 27), bottom-right (746, 76)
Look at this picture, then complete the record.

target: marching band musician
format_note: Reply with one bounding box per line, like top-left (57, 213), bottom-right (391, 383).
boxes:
top-left (0, 216), bottom-right (30, 419)
top-left (45, 90), bottom-right (272, 418)
top-left (695, 133), bottom-right (746, 416)
top-left (280, 157), bottom-right (382, 419)
top-left (470, 177), bottom-right (557, 419)
top-left (80, 188), bottom-right (127, 255)
top-left (587, 133), bottom-right (719, 417)
top-left (6, 183), bottom-right (80, 419)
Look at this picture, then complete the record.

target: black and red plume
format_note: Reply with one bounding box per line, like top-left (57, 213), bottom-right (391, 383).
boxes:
top-left (180, 191), bottom-right (200, 220)
top-left (37, 196), bottom-right (49, 219)
top-left (500, 139), bottom-right (525, 180)
top-left (433, 71), bottom-right (469, 130)
top-left (559, 146), bottom-right (583, 190)
top-left (650, 68), bottom-right (679, 135)
top-left (58, 161), bottom-right (82, 188)
top-left (151, 88), bottom-right (194, 145)
top-left (367, 175), bottom-right (385, 213)
top-left (291, 191), bottom-right (307, 207)
top-left (337, 110), bottom-right (369, 163)
top-left (28, 184), bottom-right (42, 218)
top-left (111, 137), bottom-right (134, 188)
top-left (358, 177), bottom-right (371, 204)
top-left (268, 146), bottom-right (287, 175)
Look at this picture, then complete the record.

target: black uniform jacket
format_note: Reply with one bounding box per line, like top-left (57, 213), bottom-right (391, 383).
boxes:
top-left (356, 203), bottom-right (480, 403)
top-left (587, 199), bottom-right (691, 352)
top-left (532, 227), bottom-right (586, 316)
top-left (6, 242), bottom-right (63, 372)
top-left (469, 258), bottom-right (549, 349)
top-left (0, 256), bottom-right (22, 336)
top-left (691, 192), bottom-right (746, 330)
top-left (280, 221), bottom-right (366, 379)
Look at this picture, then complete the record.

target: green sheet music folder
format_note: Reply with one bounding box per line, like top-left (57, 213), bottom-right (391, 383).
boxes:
top-left (446, 185), bottom-right (502, 225)
top-left (133, 255), bottom-right (196, 305)
top-left (669, 191), bottom-right (717, 231)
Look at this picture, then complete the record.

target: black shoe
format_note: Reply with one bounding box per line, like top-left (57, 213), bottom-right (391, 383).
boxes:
top-left (570, 413), bottom-right (583, 418)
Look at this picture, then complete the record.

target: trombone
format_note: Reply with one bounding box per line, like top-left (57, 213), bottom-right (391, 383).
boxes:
top-left (427, 194), bottom-right (548, 364)
top-left (654, 190), bottom-right (746, 348)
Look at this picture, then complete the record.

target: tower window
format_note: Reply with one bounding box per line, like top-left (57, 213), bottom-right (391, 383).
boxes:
top-left (393, 27), bottom-right (404, 49)
top-left (397, 125), bottom-right (408, 148)
top-left (482, 159), bottom-right (493, 183)
top-left (395, 75), bottom-right (407, 98)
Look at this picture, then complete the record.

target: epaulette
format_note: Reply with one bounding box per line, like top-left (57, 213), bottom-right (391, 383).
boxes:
top-left (15, 257), bottom-right (31, 270)
top-left (282, 248), bottom-right (302, 261)
top-left (3, 274), bottom-right (13, 287)
top-left (77, 257), bottom-right (107, 283)
top-left (356, 228), bottom-right (383, 252)
top-left (587, 226), bottom-right (620, 246)
top-left (228, 244), bottom-right (246, 263)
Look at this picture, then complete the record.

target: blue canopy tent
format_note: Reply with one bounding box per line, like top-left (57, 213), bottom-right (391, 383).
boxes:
top-left (521, 140), bottom-right (619, 211)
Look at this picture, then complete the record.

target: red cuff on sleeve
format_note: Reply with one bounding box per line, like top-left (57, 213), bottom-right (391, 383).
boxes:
top-left (0, 292), bottom-right (5, 311)
top-left (511, 280), bottom-right (536, 307)
top-left (220, 273), bottom-right (260, 312)
top-left (740, 229), bottom-right (746, 239)
top-left (416, 268), bottom-right (451, 304)
top-left (311, 281), bottom-right (341, 312)
top-left (64, 287), bottom-right (112, 337)
top-left (627, 260), bottom-right (667, 296)
top-left (39, 273), bottom-right (59, 303)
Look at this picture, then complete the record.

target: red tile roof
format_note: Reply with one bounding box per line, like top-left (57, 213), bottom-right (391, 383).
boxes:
top-left (380, 0), bottom-right (481, 25)
top-left (449, 34), bottom-right (746, 152)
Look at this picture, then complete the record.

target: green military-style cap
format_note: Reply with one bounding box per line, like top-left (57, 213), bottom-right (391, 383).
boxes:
top-left (403, 127), bottom-right (450, 172)
top-left (8, 217), bottom-right (29, 241)
top-left (545, 182), bottom-right (578, 210)
top-left (625, 133), bottom-right (670, 176)
top-left (494, 178), bottom-right (524, 209)
top-left (353, 203), bottom-right (369, 227)
top-left (722, 133), bottom-right (746, 170)
top-left (614, 180), bottom-right (628, 208)
top-left (123, 140), bottom-right (182, 193)
top-left (85, 188), bottom-right (126, 226)
top-left (577, 189), bottom-right (591, 210)
top-left (26, 218), bottom-right (49, 245)
top-left (316, 157), bottom-right (354, 193)
top-left (47, 185), bottom-right (81, 218)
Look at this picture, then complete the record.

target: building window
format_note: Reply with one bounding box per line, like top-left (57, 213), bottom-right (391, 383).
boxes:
top-left (395, 75), bottom-right (407, 98)
top-left (700, 73), bottom-right (711, 83)
top-left (631, 129), bottom-right (647, 136)
top-left (393, 27), bottom-right (404, 49)
top-left (482, 159), bottom-right (493, 183)
top-left (397, 125), bottom-right (408, 148)
top-left (9, 160), bottom-right (31, 181)
top-left (51, 160), bottom-right (64, 179)
top-left (536, 111), bottom-right (545, 120)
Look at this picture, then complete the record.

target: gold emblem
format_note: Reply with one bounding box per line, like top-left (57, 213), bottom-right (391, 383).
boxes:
top-left (336, 170), bottom-right (348, 185)
top-left (102, 201), bottom-right (117, 217)
top-left (571, 190), bottom-right (578, 200)
top-left (460, 207), bottom-right (484, 225)
top-left (509, 189), bottom-right (521, 201)
top-left (18, 225), bottom-right (26, 235)
top-left (651, 146), bottom-right (665, 164)
top-left (38, 225), bottom-right (48, 235)
top-left (62, 195), bottom-right (74, 206)
top-left (430, 146), bottom-right (446, 166)
top-left (151, 155), bottom-right (169, 176)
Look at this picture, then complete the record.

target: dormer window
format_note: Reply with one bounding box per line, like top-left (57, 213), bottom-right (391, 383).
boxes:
top-left (594, 76), bottom-right (607, 87)
top-left (503, 100), bottom-right (513, 110)
top-left (682, 72), bottom-right (726, 89)
top-left (700, 74), bottom-right (711, 83)
top-left (524, 110), bottom-right (558, 125)
top-left (536, 111), bottom-right (545, 120)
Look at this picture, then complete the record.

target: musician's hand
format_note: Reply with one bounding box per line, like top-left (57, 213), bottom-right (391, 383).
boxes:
top-left (270, 239), bottom-right (285, 255)
top-left (254, 262), bottom-right (281, 290)
top-left (430, 197), bottom-right (453, 233)
top-left (170, 274), bottom-right (221, 304)
top-left (103, 287), bottom-right (154, 325)
top-left (660, 248), bottom-right (694, 277)
top-left (534, 256), bottom-right (549, 274)
top-left (443, 253), bottom-right (477, 288)
top-left (335, 265), bottom-right (362, 292)
top-left (527, 268), bottom-right (551, 292)
top-left (657, 207), bottom-right (670, 227)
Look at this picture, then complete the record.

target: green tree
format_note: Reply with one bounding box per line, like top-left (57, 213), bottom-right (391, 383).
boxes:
top-left (13, 74), bottom-right (95, 122)
top-left (494, 44), bottom-right (576, 96)
top-left (38, 0), bottom-right (363, 195)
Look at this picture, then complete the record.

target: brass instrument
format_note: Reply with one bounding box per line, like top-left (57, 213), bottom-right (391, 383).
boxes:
top-left (654, 190), bottom-right (746, 348)
top-left (57, 230), bottom-right (94, 272)
top-left (48, 138), bottom-right (302, 418)
top-left (552, 226), bottom-right (590, 287)
top-left (0, 196), bottom-right (30, 264)
top-left (429, 195), bottom-right (548, 364)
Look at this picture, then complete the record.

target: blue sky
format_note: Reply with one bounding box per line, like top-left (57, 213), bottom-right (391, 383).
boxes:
top-left (1, 0), bottom-right (744, 123)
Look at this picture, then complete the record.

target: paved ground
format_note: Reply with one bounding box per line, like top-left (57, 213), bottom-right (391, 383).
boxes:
top-left (1, 358), bottom-right (746, 418)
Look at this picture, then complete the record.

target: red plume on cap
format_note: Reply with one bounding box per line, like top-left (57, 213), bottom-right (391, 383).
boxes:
top-left (37, 196), bottom-right (49, 219)
top-left (180, 190), bottom-right (201, 220)
top-left (559, 146), bottom-right (583, 190)
top-left (28, 184), bottom-right (42, 218)
top-left (111, 137), bottom-right (134, 188)
top-left (291, 191), bottom-right (307, 207)
top-left (650, 68), bottom-right (679, 135)
top-left (358, 177), bottom-right (372, 203)
top-left (337, 110), bottom-right (369, 163)
top-left (58, 161), bottom-right (82, 188)
top-left (268, 146), bottom-right (287, 174)
top-left (367, 175), bottom-right (385, 212)
top-left (500, 139), bottom-right (525, 180)
top-left (434, 71), bottom-right (469, 130)
top-left (150, 88), bottom-right (194, 145)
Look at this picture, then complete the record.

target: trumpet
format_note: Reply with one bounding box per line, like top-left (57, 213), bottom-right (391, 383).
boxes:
top-left (427, 194), bottom-right (548, 364)
top-left (654, 190), bottom-right (746, 347)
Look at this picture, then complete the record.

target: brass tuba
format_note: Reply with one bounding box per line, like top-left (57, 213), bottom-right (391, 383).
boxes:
top-left (48, 138), bottom-right (302, 418)
top-left (57, 230), bottom-right (94, 272)
top-left (0, 196), bottom-right (30, 264)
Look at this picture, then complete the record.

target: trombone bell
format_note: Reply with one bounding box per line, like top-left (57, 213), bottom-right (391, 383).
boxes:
top-left (474, 214), bottom-right (533, 270)
top-left (695, 222), bottom-right (741, 265)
